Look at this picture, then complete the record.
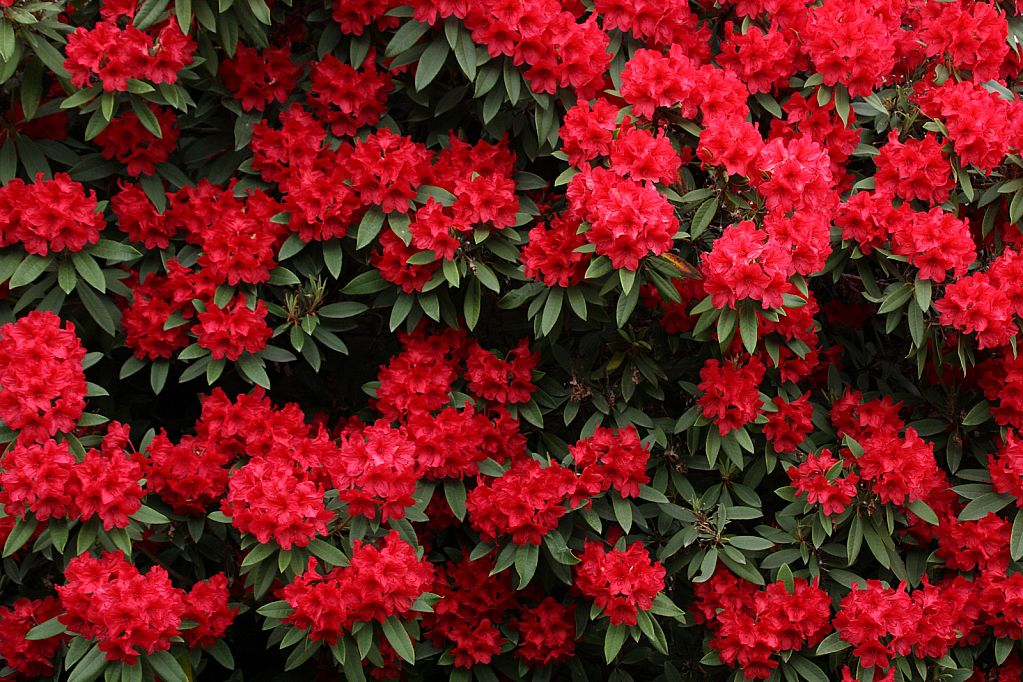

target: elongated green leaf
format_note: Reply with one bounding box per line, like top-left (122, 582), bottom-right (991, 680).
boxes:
top-left (604, 623), bottom-right (627, 663)
top-left (414, 37), bottom-right (450, 91)
top-left (381, 616), bottom-right (415, 664)
top-left (67, 643), bottom-right (106, 682)
top-left (384, 20), bottom-right (430, 58)
top-left (145, 651), bottom-right (188, 682)
top-left (444, 478), bottom-right (467, 522)
top-left (959, 492), bottom-right (1015, 521)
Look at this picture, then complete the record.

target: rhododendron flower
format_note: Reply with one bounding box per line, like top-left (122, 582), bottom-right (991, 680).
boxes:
top-left (698, 356), bottom-right (765, 435)
top-left (567, 166), bottom-right (677, 271)
top-left (935, 273), bottom-right (1016, 349)
top-left (764, 392), bottom-right (813, 453)
top-left (701, 221), bottom-right (792, 310)
top-left (0, 310), bottom-right (87, 443)
top-left (560, 98), bottom-right (619, 167)
top-left (464, 339), bottom-right (539, 404)
top-left (873, 130), bottom-right (955, 205)
top-left (181, 574), bottom-right (238, 648)
top-left (94, 105), bottom-right (180, 176)
top-left (220, 44), bottom-right (300, 111)
top-left (0, 597), bottom-right (67, 676)
top-left (193, 298), bottom-right (273, 361)
top-left (573, 541), bottom-right (664, 626)
top-left (802, 0), bottom-right (896, 97)
top-left (467, 458), bottom-right (577, 545)
top-left (834, 581), bottom-right (922, 670)
top-left (0, 173), bottom-right (104, 256)
top-left (521, 214), bottom-right (590, 287)
top-left (512, 598), bottom-right (577, 666)
top-left (787, 449), bottom-right (859, 515)
top-left (569, 425), bottom-right (651, 499)
top-left (281, 532), bottom-right (433, 642)
top-left (325, 419), bottom-right (418, 522)
top-left (57, 552), bottom-right (187, 663)
top-left (221, 455), bottom-right (334, 549)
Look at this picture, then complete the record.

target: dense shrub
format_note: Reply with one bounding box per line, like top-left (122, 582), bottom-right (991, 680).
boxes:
top-left (2, 1), bottom-right (1023, 682)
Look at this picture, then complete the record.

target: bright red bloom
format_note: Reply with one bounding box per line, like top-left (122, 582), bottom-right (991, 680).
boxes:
top-left (573, 541), bottom-right (664, 626)
top-left (701, 221), bottom-right (792, 310)
top-left (569, 425), bottom-right (651, 499)
top-left (222, 455), bottom-right (334, 549)
top-left (464, 339), bottom-right (539, 405)
top-left (94, 105), bottom-right (180, 176)
top-left (466, 458), bottom-right (578, 545)
top-left (0, 310), bottom-right (87, 443)
top-left (787, 449), bottom-right (859, 515)
top-left (181, 574), bottom-right (238, 648)
top-left (75, 445), bottom-right (145, 530)
top-left (698, 356), bottom-right (765, 435)
top-left (193, 297), bottom-right (273, 361)
top-left (0, 439), bottom-right (78, 520)
top-left (144, 431), bottom-right (232, 514)
top-left (512, 598), bottom-right (577, 666)
top-left (220, 44), bottom-right (300, 111)
top-left (325, 419), bottom-right (418, 522)
top-left (521, 214), bottom-right (590, 287)
top-left (57, 552), bottom-right (187, 663)
top-left (764, 392), bottom-right (813, 453)
top-left (0, 173), bottom-right (104, 256)
top-left (0, 597), bottom-right (68, 677)
top-left (874, 130), bottom-right (955, 205)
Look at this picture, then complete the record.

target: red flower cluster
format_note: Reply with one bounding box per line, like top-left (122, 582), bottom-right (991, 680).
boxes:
top-left (697, 356), bottom-right (765, 435)
top-left (936, 272), bottom-right (1017, 349)
top-left (64, 20), bottom-right (195, 91)
top-left (511, 598), bottom-right (577, 666)
top-left (787, 449), bottom-right (859, 515)
top-left (692, 567), bottom-right (832, 680)
top-left (57, 552), bottom-right (187, 663)
top-left (567, 166), bottom-right (677, 271)
top-left (220, 44), bottom-right (300, 111)
top-left (701, 221), bottom-right (792, 311)
top-left (573, 541), bottom-right (664, 626)
top-left (94, 105), bottom-right (179, 176)
top-left (326, 419), bottom-right (418, 522)
top-left (833, 580), bottom-right (921, 669)
top-left (422, 551), bottom-right (518, 668)
top-left (0, 597), bottom-right (67, 677)
top-left (464, 339), bottom-right (539, 404)
top-left (763, 392), bottom-right (813, 453)
top-left (0, 173), bottom-right (104, 255)
top-left (802, 0), bottom-right (896, 97)
top-left (0, 310), bottom-right (87, 443)
top-left (144, 431), bottom-right (231, 514)
top-left (193, 297), bottom-right (273, 361)
top-left (569, 425), bottom-right (651, 499)
top-left (111, 182), bottom-right (177, 249)
top-left (467, 458), bottom-right (577, 545)
top-left (873, 130), bottom-right (954, 205)
top-left (717, 21), bottom-right (801, 95)
top-left (222, 454), bottom-right (334, 549)
top-left (521, 214), bottom-right (589, 287)
top-left (281, 531), bottom-right (434, 642)
top-left (307, 52), bottom-right (393, 137)
top-left (119, 259), bottom-right (212, 360)
top-left (180, 574), bottom-right (238, 648)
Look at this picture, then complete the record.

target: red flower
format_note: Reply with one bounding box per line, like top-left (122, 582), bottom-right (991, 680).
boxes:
top-left (94, 105), bottom-right (180, 176)
top-left (573, 541), bottom-right (664, 626)
top-left (220, 44), bottom-right (300, 111)
top-left (193, 297), bottom-right (273, 361)
top-left (697, 356), bottom-right (765, 435)
top-left (0, 597), bottom-right (68, 676)
top-left (0, 173), bottom-right (104, 256)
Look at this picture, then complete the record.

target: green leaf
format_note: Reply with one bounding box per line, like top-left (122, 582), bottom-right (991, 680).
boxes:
top-left (175, 0), bottom-right (192, 32)
top-left (905, 499), bottom-right (939, 525)
top-left (205, 638), bottom-right (234, 670)
top-left (727, 536), bottom-right (773, 551)
top-left (541, 285), bottom-right (563, 336)
top-left (20, 57), bottom-right (42, 121)
top-left (341, 270), bottom-right (387, 296)
top-left (778, 563), bottom-right (794, 594)
top-left (131, 505), bottom-right (170, 525)
top-left (22, 33), bottom-right (70, 79)
top-left (246, 0), bottom-right (270, 23)
top-left (26, 615), bottom-right (66, 641)
top-left (236, 354), bottom-right (271, 390)
top-left (384, 19), bottom-right (430, 58)
top-left (915, 277), bottom-right (932, 311)
top-left (381, 616), bottom-right (415, 664)
top-left (145, 651), bottom-right (188, 682)
top-left (962, 400), bottom-right (992, 426)
top-left (415, 36), bottom-right (450, 91)
top-left (77, 281), bottom-right (117, 335)
top-left (958, 492), bottom-right (1015, 521)
top-left (815, 630), bottom-right (851, 656)
top-left (1012, 508), bottom-right (1023, 562)
top-left (90, 240), bottom-right (142, 262)
top-left (134, 0), bottom-right (172, 29)
top-left (616, 279), bottom-right (640, 328)
top-left (739, 299), bottom-right (758, 355)
top-left (877, 283), bottom-right (913, 314)
top-left (10, 253), bottom-right (52, 288)
top-left (150, 359), bottom-right (169, 395)
top-left (307, 538), bottom-right (350, 568)
top-left (604, 623), bottom-right (627, 663)
top-left (612, 494), bottom-right (633, 534)
top-left (908, 302), bottom-right (924, 348)
top-left (444, 478), bottom-right (467, 522)
top-left (690, 197), bottom-right (717, 239)
top-left (754, 92), bottom-right (782, 118)
top-left (3, 515), bottom-right (38, 557)
top-left (67, 643), bottom-right (106, 682)
top-left (130, 97), bottom-right (163, 138)
top-left (323, 239), bottom-right (343, 279)
top-left (464, 276), bottom-right (481, 331)
top-left (515, 542), bottom-right (539, 589)
top-left (71, 251), bottom-right (106, 293)
top-left (356, 207), bottom-right (385, 250)
top-left (788, 653), bottom-right (830, 682)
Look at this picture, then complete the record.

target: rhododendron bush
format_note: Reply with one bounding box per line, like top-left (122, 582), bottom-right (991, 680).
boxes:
top-left (6, 0), bottom-right (1023, 681)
